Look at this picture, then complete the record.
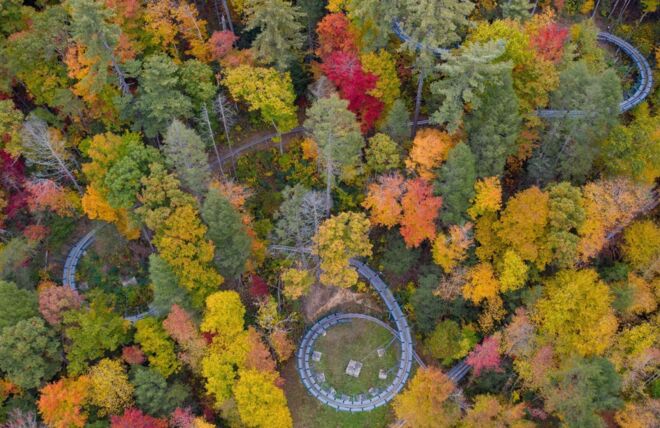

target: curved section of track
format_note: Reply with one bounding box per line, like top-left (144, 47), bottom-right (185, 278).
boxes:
top-left (392, 22), bottom-right (653, 116)
top-left (296, 259), bottom-right (415, 411)
top-left (62, 225), bottom-right (155, 322)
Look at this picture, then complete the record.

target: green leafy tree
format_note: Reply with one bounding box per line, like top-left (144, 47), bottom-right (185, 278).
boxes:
top-left (104, 144), bottom-right (162, 209)
top-left (544, 357), bottom-right (623, 428)
top-left (134, 317), bottom-right (181, 379)
top-left (244, 0), bottom-right (305, 70)
top-left (528, 61), bottom-right (621, 184)
top-left (201, 187), bottom-right (252, 278)
top-left (179, 60), bottom-right (216, 108)
top-left (435, 143), bottom-right (477, 225)
top-left (304, 95), bottom-right (364, 211)
top-left (425, 320), bottom-right (477, 365)
top-left (0, 317), bottom-right (62, 389)
top-left (132, 367), bottom-right (190, 417)
top-left (599, 102), bottom-right (659, 184)
top-left (0, 280), bottom-right (38, 330)
top-left (547, 182), bottom-right (585, 268)
top-left (465, 70), bottom-right (521, 177)
top-left (121, 54), bottom-right (193, 138)
top-left (163, 120), bottom-right (211, 195)
top-left (365, 133), bottom-right (401, 175)
top-left (63, 292), bottom-right (131, 375)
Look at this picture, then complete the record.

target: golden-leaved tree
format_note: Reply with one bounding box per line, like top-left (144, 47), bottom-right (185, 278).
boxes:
top-left (313, 212), bottom-right (372, 288)
top-left (534, 269), bottom-right (617, 357)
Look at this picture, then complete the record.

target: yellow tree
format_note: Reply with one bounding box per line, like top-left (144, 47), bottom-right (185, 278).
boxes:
top-left (534, 269), bottom-right (617, 357)
top-left (281, 268), bottom-right (314, 300)
top-left (233, 369), bottom-right (293, 428)
top-left (461, 394), bottom-right (534, 427)
top-left (405, 128), bottom-right (456, 180)
top-left (621, 220), bottom-right (660, 273)
top-left (496, 249), bottom-right (529, 292)
top-left (154, 205), bottom-right (223, 307)
top-left (463, 263), bottom-right (500, 304)
top-left (88, 359), bottom-right (133, 416)
top-left (392, 367), bottom-right (461, 428)
top-left (201, 291), bottom-right (249, 406)
top-left (134, 317), bottom-right (180, 378)
top-left (432, 223), bottom-right (473, 273)
top-left (468, 177), bottom-right (502, 219)
top-left (495, 186), bottom-right (550, 269)
top-left (360, 50), bottom-right (401, 112)
top-left (81, 186), bottom-right (139, 239)
top-left (313, 212), bottom-right (372, 288)
top-left (223, 65), bottom-right (298, 136)
top-left (578, 178), bottom-right (654, 261)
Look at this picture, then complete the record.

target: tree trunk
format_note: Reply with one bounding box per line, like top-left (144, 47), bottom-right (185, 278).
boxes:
top-left (591, 0), bottom-right (601, 17)
top-left (325, 161), bottom-right (332, 216)
top-left (101, 33), bottom-right (130, 96)
top-left (531, 0), bottom-right (539, 15)
top-left (216, 98), bottom-right (236, 175)
top-left (411, 69), bottom-right (425, 139)
top-left (221, 0), bottom-right (234, 33)
top-left (202, 103), bottom-right (225, 178)
top-left (212, 0), bottom-right (223, 28)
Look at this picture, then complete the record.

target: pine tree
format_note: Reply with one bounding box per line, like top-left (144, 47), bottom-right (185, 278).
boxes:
top-left (163, 120), bottom-right (211, 195)
top-left (465, 70), bottom-right (521, 177)
top-left (528, 61), bottom-right (621, 184)
top-left (304, 95), bottom-right (364, 212)
top-left (201, 187), bottom-right (252, 278)
top-left (244, 0), bottom-right (305, 70)
top-left (430, 41), bottom-right (511, 133)
top-left (398, 0), bottom-right (475, 136)
top-left (435, 143), bottom-right (477, 225)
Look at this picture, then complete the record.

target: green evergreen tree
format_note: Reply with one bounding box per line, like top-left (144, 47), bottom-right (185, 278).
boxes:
top-left (132, 367), bottom-right (190, 417)
top-left (163, 120), bottom-right (211, 195)
top-left (466, 71), bottom-right (521, 177)
top-left (304, 95), bottom-right (364, 212)
top-left (377, 99), bottom-right (411, 144)
top-left (121, 55), bottom-right (193, 138)
top-left (431, 41), bottom-right (511, 132)
top-left (149, 255), bottom-right (194, 316)
top-left (435, 143), bottom-right (477, 225)
top-left (528, 61), bottom-right (621, 184)
top-left (398, 0), bottom-right (476, 135)
top-left (500, 0), bottom-right (532, 21)
top-left (67, 0), bottom-right (130, 95)
top-left (244, 0), bottom-right (305, 70)
top-left (201, 188), bottom-right (252, 278)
